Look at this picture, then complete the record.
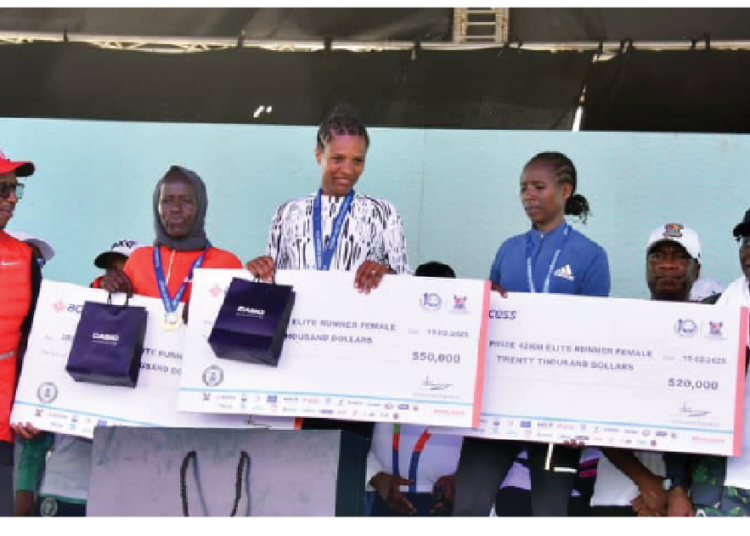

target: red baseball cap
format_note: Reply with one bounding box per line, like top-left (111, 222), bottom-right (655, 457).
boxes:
top-left (0, 148), bottom-right (34, 177)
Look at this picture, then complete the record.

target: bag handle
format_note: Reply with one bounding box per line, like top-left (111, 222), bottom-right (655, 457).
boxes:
top-left (180, 450), bottom-right (250, 517)
top-left (106, 292), bottom-right (131, 308)
top-left (252, 274), bottom-right (277, 285)
top-left (250, 228), bottom-right (282, 286)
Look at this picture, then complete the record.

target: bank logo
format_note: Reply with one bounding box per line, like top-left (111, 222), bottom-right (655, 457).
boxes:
top-left (209, 284), bottom-right (224, 298)
top-left (202, 365), bottom-right (224, 387)
top-left (675, 319), bottom-right (698, 337)
top-left (420, 293), bottom-right (442, 311)
top-left (37, 382), bottom-right (58, 404)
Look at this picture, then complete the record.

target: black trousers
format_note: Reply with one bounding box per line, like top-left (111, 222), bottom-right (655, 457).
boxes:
top-left (453, 437), bottom-right (580, 516)
top-left (590, 505), bottom-right (637, 517)
top-left (0, 441), bottom-right (13, 517)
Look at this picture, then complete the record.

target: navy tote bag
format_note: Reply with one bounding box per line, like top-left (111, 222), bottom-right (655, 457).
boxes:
top-left (66, 293), bottom-right (148, 387)
top-left (208, 277), bottom-right (295, 366)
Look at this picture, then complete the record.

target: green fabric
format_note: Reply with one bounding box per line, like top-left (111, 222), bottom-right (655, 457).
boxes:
top-left (692, 456), bottom-right (726, 487)
top-left (38, 493), bottom-right (87, 505)
top-left (698, 486), bottom-right (750, 516)
top-left (690, 294), bottom-right (750, 504)
top-left (15, 434), bottom-right (52, 492)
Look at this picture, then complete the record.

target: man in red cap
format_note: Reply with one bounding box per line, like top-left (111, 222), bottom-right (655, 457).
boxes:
top-left (0, 148), bottom-right (41, 516)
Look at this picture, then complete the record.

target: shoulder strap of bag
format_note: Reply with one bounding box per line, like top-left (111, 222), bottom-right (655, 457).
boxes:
top-left (180, 450), bottom-right (250, 517)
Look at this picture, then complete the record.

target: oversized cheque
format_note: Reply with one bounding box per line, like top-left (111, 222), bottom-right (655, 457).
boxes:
top-left (11, 281), bottom-right (297, 439)
top-left (178, 269), bottom-right (490, 428)
top-left (435, 291), bottom-right (747, 456)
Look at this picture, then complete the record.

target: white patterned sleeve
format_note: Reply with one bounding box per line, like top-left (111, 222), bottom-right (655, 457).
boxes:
top-left (382, 201), bottom-right (412, 275)
top-left (264, 204), bottom-right (284, 261)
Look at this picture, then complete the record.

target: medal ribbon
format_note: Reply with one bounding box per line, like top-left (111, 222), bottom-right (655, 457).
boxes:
top-left (313, 188), bottom-right (354, 271)
top-left (153, 245), bottom-right (210, 317)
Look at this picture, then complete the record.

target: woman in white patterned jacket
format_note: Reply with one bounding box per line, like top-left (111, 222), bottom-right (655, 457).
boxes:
top-left (245, 103), bottom-right (412, 291)
top-left (245, 103), bottom-right (413, 449)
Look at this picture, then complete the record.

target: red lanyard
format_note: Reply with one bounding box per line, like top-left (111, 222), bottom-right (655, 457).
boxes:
top-left (392, 424), bottom-right (431, 493)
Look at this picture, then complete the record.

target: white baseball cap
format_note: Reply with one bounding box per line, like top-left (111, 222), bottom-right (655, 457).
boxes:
top-left (646, 223), bottom-right (701, 260)
top-left (6, 230), bottom-right (55, 262)
top-left (94, 238), bottom-right (145, 269)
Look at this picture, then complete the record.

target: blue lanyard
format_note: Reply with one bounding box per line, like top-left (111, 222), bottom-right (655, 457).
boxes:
top-left (312, 188), bottom-right (354, 271)
top-left (392, 424), bottom-right (431, 493)
top-left (153, 245), bottom-right (209, 314)
top-left (525, 224), bottom-right (571, 293)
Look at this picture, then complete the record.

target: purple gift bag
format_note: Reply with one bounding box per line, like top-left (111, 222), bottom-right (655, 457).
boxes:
top-left (208, 277), bottom-right (295, 367)
top-left (65, 293), bottom-right (148, 387)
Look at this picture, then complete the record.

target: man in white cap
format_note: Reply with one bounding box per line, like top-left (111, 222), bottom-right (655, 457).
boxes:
top-left (5, 231), bottom-right (54, 269)
top-left (0, 147), bottom-right (41, 516)
top-left (664, 208), bottom-right (750, 517)
top-left (590, 223), bottom-right (702, 516)
top-left (90, 239), bottom-right (144, 289)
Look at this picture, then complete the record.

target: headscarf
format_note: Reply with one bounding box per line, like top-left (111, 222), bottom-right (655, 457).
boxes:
top-left (152, 165), bottom-right (209, 251)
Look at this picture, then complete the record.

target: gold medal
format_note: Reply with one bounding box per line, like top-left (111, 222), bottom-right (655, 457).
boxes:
top-left (162, 312), bottom-right (182, 332)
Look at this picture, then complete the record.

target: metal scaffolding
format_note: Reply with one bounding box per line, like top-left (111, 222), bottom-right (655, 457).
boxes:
top-left (0, 29), bottom-right (745, 60)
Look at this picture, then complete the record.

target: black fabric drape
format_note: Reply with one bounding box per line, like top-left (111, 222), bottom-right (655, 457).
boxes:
top-left (0, 43), bottom-right (590, 129)
top-left (582, 49), bottom-right (750, 133)
top-left (509, 8), bottom-right (750, 42)
top-left (0, 8), bottom-right (453, 41)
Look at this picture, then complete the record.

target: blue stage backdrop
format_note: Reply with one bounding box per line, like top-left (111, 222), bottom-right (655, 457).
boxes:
top-left (3, 117), bottom-right (747, 299)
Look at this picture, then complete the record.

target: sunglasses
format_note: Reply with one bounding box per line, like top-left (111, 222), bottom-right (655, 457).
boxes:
top-left (0, 182), bottom-right (24, 200)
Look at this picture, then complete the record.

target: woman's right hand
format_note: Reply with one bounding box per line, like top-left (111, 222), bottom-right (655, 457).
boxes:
top-left (245, 255), bottom-right (276, 281)
top-left (369, 472), bottom-right (417, 515)
top-left (491, 282), bottom-right (508, 298)
top-left (100, 269), bottom-right (133, 295)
